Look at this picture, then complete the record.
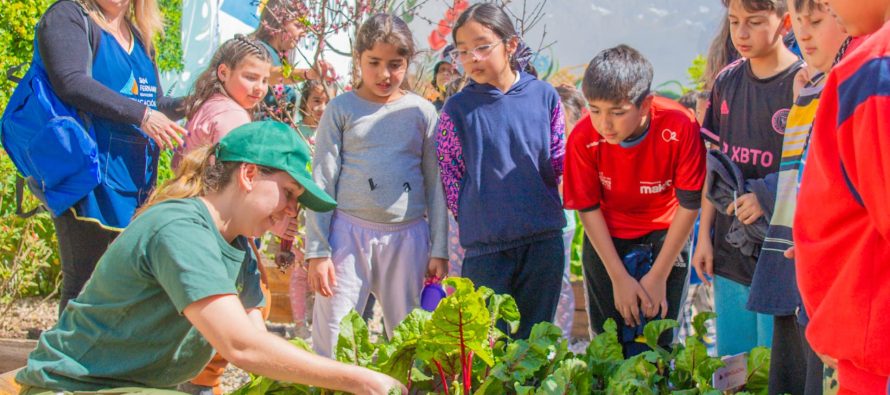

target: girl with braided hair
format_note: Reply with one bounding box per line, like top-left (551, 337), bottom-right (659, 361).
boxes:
top-left (173, 35), bottom-right (272, 169)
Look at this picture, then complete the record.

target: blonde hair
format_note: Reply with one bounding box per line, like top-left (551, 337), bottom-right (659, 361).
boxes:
top-left (137, 145), bottom-right (282, 218)
top-left (78, 0), bottom-right (164, 56)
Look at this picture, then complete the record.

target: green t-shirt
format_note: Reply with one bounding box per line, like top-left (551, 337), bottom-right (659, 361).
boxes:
top-left (17, 198), bottom-right (265, 391)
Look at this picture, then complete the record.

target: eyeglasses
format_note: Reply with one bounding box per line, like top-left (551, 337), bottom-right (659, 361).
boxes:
top-left (449, 40), bottom-right (505, 61)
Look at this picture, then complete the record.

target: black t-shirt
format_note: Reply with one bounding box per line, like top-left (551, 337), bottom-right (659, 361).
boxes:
top-left (700, 58), bottom-right (803, 285)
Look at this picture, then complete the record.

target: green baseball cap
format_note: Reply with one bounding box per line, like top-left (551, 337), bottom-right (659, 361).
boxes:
top-left (216, 121), bottom-right (336, 212)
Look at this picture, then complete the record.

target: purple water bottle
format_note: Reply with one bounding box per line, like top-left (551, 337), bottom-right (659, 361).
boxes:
top-left (420, 276), bottom-right (446, 311)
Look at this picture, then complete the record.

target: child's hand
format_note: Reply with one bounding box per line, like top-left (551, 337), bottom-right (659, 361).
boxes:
top-left (308, 60), bottom-right (337, 83)
top-left (307, 257), bottom-right (337, 297)
top-left (426, 258), bottom-right (448, 280)
top-left (612, 274), bottom-right (652, 327)
top-left (639, 273), bottom-right (668, 319)
top-left (816, 352), bottom-right (838, 370)
top-left (784, 246), bottom-right (795, 259)
top-left (726, 192), bottom-right (764, 225)
top-left (691, 237), bottom-right (714, 286)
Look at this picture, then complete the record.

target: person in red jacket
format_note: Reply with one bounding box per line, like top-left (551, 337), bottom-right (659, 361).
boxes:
top-left (563, 45), bottom-right (705, 355)
top-left (793, 0), bottom-right (890, 392)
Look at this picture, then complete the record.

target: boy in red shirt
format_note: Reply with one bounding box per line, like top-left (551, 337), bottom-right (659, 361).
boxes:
top-left (563, 45), bottom-right (705, 355)
top-left (794, 0), bottom-right (890, 392)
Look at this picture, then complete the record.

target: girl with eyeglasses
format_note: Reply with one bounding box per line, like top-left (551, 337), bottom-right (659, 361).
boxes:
top-left (435, 3), bottom-right (567, 339)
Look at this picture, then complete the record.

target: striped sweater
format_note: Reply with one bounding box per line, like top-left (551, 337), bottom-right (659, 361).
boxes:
top-left (747, 78), bottom-right (825, 316)
top-left (794, 21), bottom-right (890, 391)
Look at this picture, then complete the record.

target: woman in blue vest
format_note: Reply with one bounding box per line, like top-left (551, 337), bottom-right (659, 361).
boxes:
top-left (37, 0), bottom-right (186, 314)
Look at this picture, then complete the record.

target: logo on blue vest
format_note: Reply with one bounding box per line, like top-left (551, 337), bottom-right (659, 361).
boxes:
top-left (119, 73), bottom-right (139, 96)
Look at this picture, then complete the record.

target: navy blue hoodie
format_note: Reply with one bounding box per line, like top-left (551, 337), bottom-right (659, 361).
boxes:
top-left (436, 72), bottom-right (566, 257)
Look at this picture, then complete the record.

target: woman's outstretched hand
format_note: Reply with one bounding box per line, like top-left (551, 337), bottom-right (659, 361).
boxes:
top-left (141, 108), bottom-right (187, 150)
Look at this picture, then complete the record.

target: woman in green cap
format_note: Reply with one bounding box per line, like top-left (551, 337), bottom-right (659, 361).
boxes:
top-left (14, 121), bottom-right (405, 395)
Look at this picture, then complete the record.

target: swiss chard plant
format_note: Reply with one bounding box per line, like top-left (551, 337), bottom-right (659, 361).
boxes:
top-left (232, 278), bottom-right (770, 395)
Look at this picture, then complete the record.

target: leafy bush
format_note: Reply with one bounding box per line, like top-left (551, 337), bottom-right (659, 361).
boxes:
top-left (0, 152), bottom-right (60, 305)
top-left (233, 278), bottom-right (770, 395)
top-left (0, 0), bottom-right (54, 111)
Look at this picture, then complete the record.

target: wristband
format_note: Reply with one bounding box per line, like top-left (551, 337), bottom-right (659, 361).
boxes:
top-left (142, 107), bottom-right (152, 126)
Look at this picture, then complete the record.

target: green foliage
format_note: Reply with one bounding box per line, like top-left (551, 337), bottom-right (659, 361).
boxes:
top-left (0, 152), bottom-right (61, 304)
top-left (0, 0), bottom-right (54, 111)
top-left (569, 212), bottom-right (584, 277)
top-left (234, 280), bottom-right (770, 394)
top-left (745, 346), bottom-right (771, 394)
top-left (155, 0), bottom-right (184, 72)
top-left (335, 310), bottom-right (376, 367)
top-left (687, 55), bottom-right (707, 91)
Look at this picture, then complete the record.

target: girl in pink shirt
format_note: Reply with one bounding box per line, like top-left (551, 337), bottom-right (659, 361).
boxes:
top-left (174, 35), bottom-right (272, 168)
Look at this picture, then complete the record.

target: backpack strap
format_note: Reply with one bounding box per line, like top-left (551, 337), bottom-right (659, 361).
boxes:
top-left (14, 178), bottom-right (43, 219)
top-left (12, 1), bottom-right (95, 219)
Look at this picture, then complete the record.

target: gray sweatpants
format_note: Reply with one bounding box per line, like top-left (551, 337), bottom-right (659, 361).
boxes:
top-left (311, 211), bottom-right (429, 356)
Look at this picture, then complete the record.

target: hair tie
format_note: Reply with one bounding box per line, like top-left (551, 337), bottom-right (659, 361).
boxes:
top-left (512, 38), bottom-right (534, 72)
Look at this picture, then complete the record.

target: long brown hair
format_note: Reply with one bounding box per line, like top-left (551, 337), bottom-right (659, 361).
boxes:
top-left (352, 14), bottom-right (416, 88)
top-left (182, 35), bottom-right (272, 119)
top-left (78, 0), bottom-right (163, 56)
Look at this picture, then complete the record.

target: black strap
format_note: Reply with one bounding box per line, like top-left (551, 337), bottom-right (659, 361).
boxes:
top-left (15, 177), bottom-right (44, 219)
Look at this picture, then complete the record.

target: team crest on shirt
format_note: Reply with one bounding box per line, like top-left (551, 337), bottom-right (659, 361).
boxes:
top-left (661, 129), bottom-right (680, 143)
top-left (639, 179), bottom-right (672, 194)
top-left (599, 172), bottom-right (612, 190)
top-left (772, 108), bottom-right (791, 135)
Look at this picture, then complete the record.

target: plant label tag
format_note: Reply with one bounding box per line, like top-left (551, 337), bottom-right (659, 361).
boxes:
top-left (712, 352), bottom-right (747, 391)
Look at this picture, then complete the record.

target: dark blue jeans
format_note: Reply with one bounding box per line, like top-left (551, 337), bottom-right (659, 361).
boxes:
top-left (461, 236), bottom-right (564, 339)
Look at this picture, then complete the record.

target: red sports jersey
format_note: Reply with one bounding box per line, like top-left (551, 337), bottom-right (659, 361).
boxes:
top-left (794, 24), bottom-right (890, 391)
top-left (563, 96), bottom-right (705, 239)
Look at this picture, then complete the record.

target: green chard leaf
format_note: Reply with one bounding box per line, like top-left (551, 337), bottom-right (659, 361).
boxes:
top-left (416, 277), bottom-right (495, 370)
top-left (692, 312), bottom-right (717, 343)
top-left (335, 310), bottom-right (376, 367)
top-left (642, 319), bottom-right (679, 357)
top-left (377, 309), bottom-right (432, 383)
top-left (486, 292), bottom-right (520, 338)
top-left (745, 346), bottom-right (771, 395)
top-left (536, 358), bottom-right (591, 395)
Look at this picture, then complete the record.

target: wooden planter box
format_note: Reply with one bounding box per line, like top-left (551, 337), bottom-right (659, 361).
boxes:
top-left (264, 263), bottom-right (294, 324)
top-left (0, 338), bottom-right (36, 374)
top-left (571, 280), bottom-right (590, 340)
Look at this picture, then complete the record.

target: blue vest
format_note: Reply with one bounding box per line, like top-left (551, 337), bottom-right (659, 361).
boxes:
top-left (73, 31), bottom-right (159, 229)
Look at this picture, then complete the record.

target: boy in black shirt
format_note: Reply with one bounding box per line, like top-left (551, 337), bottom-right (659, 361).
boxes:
top-left (692, 0), bottom-right (803, 357)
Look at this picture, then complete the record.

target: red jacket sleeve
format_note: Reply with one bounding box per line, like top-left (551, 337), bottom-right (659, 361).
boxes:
top-left (840, 91), bottom-right (890, 242)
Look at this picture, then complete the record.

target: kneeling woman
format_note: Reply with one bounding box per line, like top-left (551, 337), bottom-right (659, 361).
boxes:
top-left (16, 122), bottom-right (405, 395)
